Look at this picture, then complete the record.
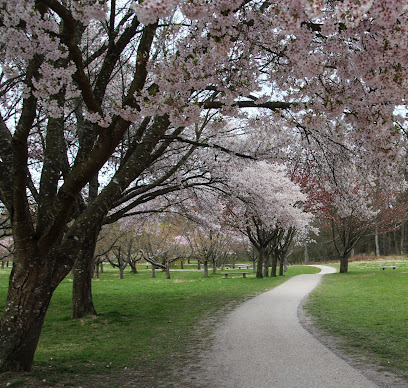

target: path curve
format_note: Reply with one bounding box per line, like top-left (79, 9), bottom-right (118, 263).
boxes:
top-left (194, 265), bottom-right (378, 388)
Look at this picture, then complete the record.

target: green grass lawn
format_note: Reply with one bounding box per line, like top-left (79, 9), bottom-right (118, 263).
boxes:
top-left (0, 264), bottom-right (319, 387)
top-left (304, 257), bottom-right (408, 382)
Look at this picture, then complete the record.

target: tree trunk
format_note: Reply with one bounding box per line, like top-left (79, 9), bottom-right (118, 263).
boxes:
top-left (387, 232), bottom-right (391, 255)
top-left (271, 254), bottom-right (277, 277)
top-left (394, 231), bottom-right (399, 255)
top-left (165, 262), bottom-right (171, 279)
top-left (256, 247), bottom-right (264, 279)
top-left (197, 260), bottom-right (201, 270)
top-left (400, 221), bottom-right (405, 255)
top-left (0, 257), bottom-right (68, 372)
top-left (129, 260), bottom-right (138, 274)
top-left (263, 257), bottom-right (269, 277)
top-left (375, 227), bottom-right (380, 256)
top-left (339, 255), bottom-right (349, 273)
top-left (152, 265), bottom-right (156, 277)
top-left (119, 265), bottom-right (124, 279)
top-left (304, 243), bottom-right (309, 264)
top-left (72, 227), bottom-right (99, 319)
top-left (284, 253), bottom-right (288, 272)
top-left (180, 260), bottom-right (184, 269)
top-left (94, 261), bottom-right (99, 278)
top-left (279, 256), bottom-right (284, 276)
top-left (203, 260), bottom-right (209, 277)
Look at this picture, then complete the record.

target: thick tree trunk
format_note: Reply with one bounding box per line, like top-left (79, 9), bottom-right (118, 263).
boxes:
top-left (203, 260), bottom-right (209, 277)
top-left (212, 260), bottom-right (217, 274)
top-left (279, 257), bottom-right (284, 276)
top-left (72, 227), bottom-right (99, 319)
top-left (339, 255), bottom-right (349, 273)
top-left (165, 262), bottom-right (171, 279)
top-left (263, 257), bottom-right (269, 277)
top-left (129, 260), bottom-right (138, 274)
top-left (256, 247), bottom-right (264, 279)
top-left (119, 265), bottom-right (124, 279)
top-left (94, 261), bottom-right (100, 278)
top-left (0, 257), bottom-right (68, 372)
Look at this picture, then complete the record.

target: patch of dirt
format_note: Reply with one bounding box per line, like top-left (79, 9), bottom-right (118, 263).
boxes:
top-left (298, 297), bottom-right (408, 388)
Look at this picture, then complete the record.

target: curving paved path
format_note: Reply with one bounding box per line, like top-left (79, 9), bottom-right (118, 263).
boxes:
top-left (195, 265), bottom-right (379, 388)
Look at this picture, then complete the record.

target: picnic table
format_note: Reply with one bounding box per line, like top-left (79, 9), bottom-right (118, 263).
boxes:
top-left (221, 272), bottom-right (249, 279)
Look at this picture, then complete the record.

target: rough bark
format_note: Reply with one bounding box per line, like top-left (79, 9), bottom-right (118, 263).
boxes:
top-left (263, 257), bottom-right (269, 277)
top-left (339, 255), bottom-right (349, 273)
top-left (203, 260), bottom-right (209, 277)
top-left (0, 9), bottom-right (166, 372)
top-left (256, 247), bottom-right (264, 279)
top-left (129, 260), bottom-right (138, 274)
top-left (72, 226), bottom-right (100, 318)
top-left (0, 250), bottom-right (70, 372)
top-left (279, 255), bottom-right (284, 276)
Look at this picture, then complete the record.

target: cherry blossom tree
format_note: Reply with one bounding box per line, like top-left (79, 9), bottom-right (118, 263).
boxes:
top-left (220, 161), bottom-right (314, 278)
top-left (72, 125), bottom-right (222, 318)
top-left (0, 0), bottom-right (407, 372)
top-left (184, 226), bottom-right (232, 276)
top-left (136, 219), bottom-right (188, 279)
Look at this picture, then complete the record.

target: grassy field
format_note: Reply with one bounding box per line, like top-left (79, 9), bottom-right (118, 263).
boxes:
top-left (0, 264), bottom-right (319, 388)
top-left (304, 257), bottom-right (408, 382)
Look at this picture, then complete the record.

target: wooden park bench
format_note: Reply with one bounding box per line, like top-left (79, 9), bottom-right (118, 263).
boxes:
top-left (237, 264), bottom-right (250, 270)
top-left (381, 266), bottom-right (397, 270)
top-left (221, 272), bottom-right (249, 279)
